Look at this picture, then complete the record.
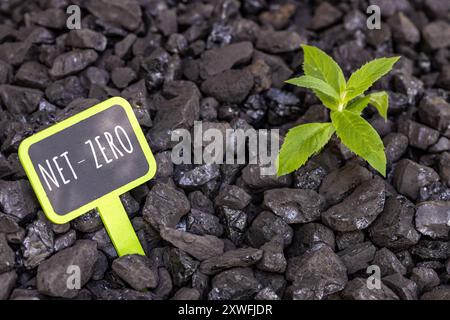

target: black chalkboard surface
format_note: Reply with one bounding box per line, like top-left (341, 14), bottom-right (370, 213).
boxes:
top-left (19, 97), bottom-right (156, 256)
top-left (19, 97), bottom-right (156, 222)
top-left (28, 105), bottom-right (149, 215)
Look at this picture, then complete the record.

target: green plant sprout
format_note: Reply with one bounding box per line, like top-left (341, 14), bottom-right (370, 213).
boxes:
top-left (277, 45), bottom-right (400, 177)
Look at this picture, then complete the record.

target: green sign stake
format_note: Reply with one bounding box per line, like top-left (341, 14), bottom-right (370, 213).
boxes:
top-left (19, 97), bottom-right (157, 256)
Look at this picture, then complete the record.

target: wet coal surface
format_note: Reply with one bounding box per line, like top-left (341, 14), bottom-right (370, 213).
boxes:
top-left (1, 0), bottom-right (450, 300)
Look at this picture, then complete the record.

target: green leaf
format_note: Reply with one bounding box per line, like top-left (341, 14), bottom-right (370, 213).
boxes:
top-left (315, 91), bottom-right (339, 110)
top-left (346, 92), bottom-right (389, 120)
top-left (302, 44), bottom-right (346, 95)
top-left (345, 56), bottom-right (400, 102)
top-left (277, 122), bottom-right (335, 176)
top-left (346, 96), bottom-right (371, 114)
top-left (367, 91), bottom-right (389, 120)
top-left (285, 75), bottom-right (340, 108)
top-left (331, 110), bottom-right (386, 176)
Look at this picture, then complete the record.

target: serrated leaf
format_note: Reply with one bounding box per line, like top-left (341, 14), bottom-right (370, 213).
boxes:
top-left (367, 91), bottom-right (389, 120)
top-left (345, 57), bottom-right (400, 102)
top-left (331, 110), bottom-right (386, 176)
top-left (285, 76), bottom-right (340, 108)
top-left (302, 44), bottom-right (346, 95)
top-left (346, 92), bottom-right (389, 120)
top-left (346, 96), bottom-right (371, 114)
top-left (277, 122), bottom-right (335, 176)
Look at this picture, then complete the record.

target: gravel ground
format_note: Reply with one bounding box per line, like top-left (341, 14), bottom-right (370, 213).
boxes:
top-left (1, 0), bottom-right (450, 300)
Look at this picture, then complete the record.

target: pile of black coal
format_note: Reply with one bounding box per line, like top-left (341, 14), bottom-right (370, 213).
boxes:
top-left (1, 0), bottom-right (450, 300)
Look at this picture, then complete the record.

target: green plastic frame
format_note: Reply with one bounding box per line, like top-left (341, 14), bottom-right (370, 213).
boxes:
top-left (18, 96), bottom-right (157, 225)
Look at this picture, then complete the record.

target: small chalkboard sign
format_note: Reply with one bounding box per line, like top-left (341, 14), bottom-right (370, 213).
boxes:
top-left (19, 97), bottom-right (157, 256)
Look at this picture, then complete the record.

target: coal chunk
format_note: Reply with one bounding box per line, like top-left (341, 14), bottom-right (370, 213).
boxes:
top-left (160, 227), bottom-right (224, 261)
top-left (322, 178), bottom-right (385, 232)
top-left (310, 2), bottom-right (342, 30)
top-left (121, 79), bottom-right (152, 127)
top-left (54, 230), bottom-right (76, 252)
top-left (421, 286), bottom-right (450, 300)
top-left (246, 211), bottom-right (293, 248)
top-left (253, 50), bottom-right (292, 88)
top-left (383, 133), bottom-right (409, 165)
top-left (263, 188), bottom-right (323, 224)
top-left (430, 137), bottom-right (450, 153)
top-left (36, 240), bottom-right (98, 298)
top-left (388, 12), bottom-right (420, 44)
top-left (112, 255), bottom-right (158, 291)
top-left (424, 0), bottom-right (450, 18)
top-left (0, 270), bottom-right (17, 300)
top-left (410, 267), bottom-right (440, 293)
top-left (372, 248), bottom-right (407, 276)
top-left (201, 69), bottom-right (254, 104)
top-left (293, 161), bottom-right (328, 191)
top-left (419, 96), bottom-right (450, 133)
top-left (214, 185), bottom-right (251, 210)
top-left (247, 59), bottom-right (272, 94)
top-left (208, 267), bottom-right (260, 300)
top-left (143, 182), bottom-right (190, 230)
top-left (241, 164), bottom-right (292, 190)
top-left (341, 278), bottom-right (399, 300)
top-left (172, 287), bottom-right (201, 300)
top-left (115, 34), bottom-right (137, 58)
top-left (265, 88), bottom-right (302, 124)
top-left (319, 163), bottom-right (372, 206)
top-left (165, 248), bottom-right (199, 287)
top-left (256, 30), bottom-right (305, 53)
top-left (289, 223), bottom-right (335, 256)
top-left (0, 85), bottom-right (43, 114)
top-left (30, 8), bottom-right (66, 29)
top-left (398, 119), bottom-right (439, 150)
top-left (200, 248), bottom-right (263, 275)
top-left (369, 195), bottom-right (420, 250)
top-left (189, 191), bottom-right (214, 214)
top-left (153, 267), bottom-right (174, 298)
top-left (0, 212), bottom-right (19, 234)
top-left (439, 152), bottom-right (450, 186)
top-left (337, 242), bottom-right (377, 274)
top-left (0, 41), bottom-right (33, 66)
top-left (218, 206), bottom-right (248, 245)
top-left (147, 81), bottom-right (200, 152)
top-left (199, 42), bottom-right (253, 79)
top-left (411, 240), bottom-right (449, 260)
top-left (259, 3), bottom-right (296, 30)
top-left (286, 245), bottom-right (348, 300)
top-left (393, 159), bottom-right (439, 200)
top-left (0, 180), bottom-right (38, 220)
top-left (22, 218), bottom-right (54, 269)
top-left (187, 209), bottom-right (223, 237)
top-left (423, 21), bottom-right (450, 50)
top-left (415, 201), bottom-right (450, 239)
top-left (86, 0), bottom-right (142, 31)
top-left (176, 164), bottom-right (221, 189)
top-left (15, 62), bottom-right (50, 90)
top-left (45, 76), bottom-right (87, 107)
top-left (65, 29), bottom-right (107, 52)
top-left (0, 234), bottom-right (14, 273)
top-left (49, 50), bottom-right (98, 78)
top-left (256, 236), bottom-right (287, 273)
top-left (336, 231), bottom-right (365, 251)
top-left (111, 67), bottom-right (137, 89)
top-left (383, 273), bottom-right (418, 300)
